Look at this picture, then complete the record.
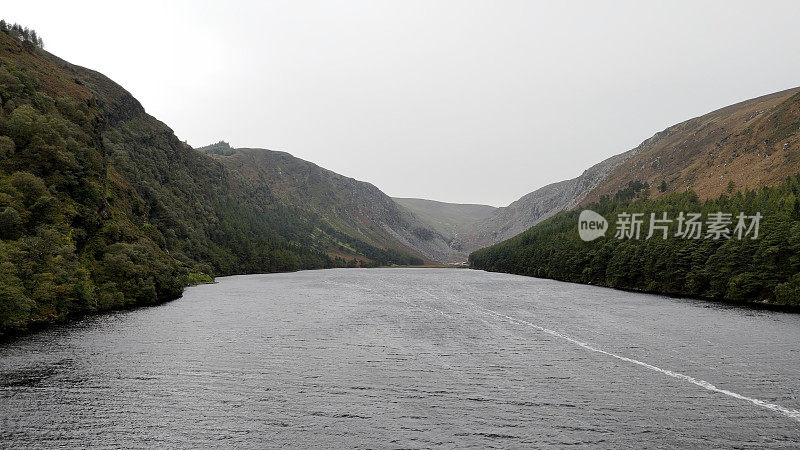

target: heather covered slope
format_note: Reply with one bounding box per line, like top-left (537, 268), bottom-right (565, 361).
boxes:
top-left (458, 86), bottom-right (800, 254)
top-left (583, 87), bottom-right (800, 204)
top-left (469, 87), bottom-right (800, 306)
top-left (199, 143), bottom-right (457, 263)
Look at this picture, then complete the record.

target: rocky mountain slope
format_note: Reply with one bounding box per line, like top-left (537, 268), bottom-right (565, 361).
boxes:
top-left (198, 143), bottom-right (456, 264)
top-left (392, 197), bottom-right (496, 243)
top-left (454, 149), bottom-right (635, 253)
top-left (457, 86), bottom-right (800, 254)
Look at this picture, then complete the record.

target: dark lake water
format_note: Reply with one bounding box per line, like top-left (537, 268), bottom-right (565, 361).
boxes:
top-left (1, 268), bottom-right (799, 448)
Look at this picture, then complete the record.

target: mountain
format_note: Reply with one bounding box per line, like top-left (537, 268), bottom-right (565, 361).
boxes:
top-left (454, 151), bottom-right (633, 253)
top-left (583, 87), bottom-right (800, 204)
top-left (457, 87), bottom-right (800, 254)
top-left (197, 142), bottom-right (455, 264)
top-left (0, 26), bottom-right (429, 334)
top-left (392, 197), bottom-right (496, 244)
top-left (469, 86), bottom-right (800, 307)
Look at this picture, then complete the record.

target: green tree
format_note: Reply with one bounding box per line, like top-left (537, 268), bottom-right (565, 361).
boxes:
top-left (0, 207), bottom-right (22, 239)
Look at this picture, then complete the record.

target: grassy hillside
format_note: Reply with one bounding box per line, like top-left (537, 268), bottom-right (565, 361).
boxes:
top-left (458, 87), bottom-right (800, 255)
top-left (0, 27), bottom-right (423, 335)
top-left (584, 87), bottom-right (800, 204)
top-left (470, 177), bottom-right (800, 307)
top-left (392, 197), bottom-right (496, 244)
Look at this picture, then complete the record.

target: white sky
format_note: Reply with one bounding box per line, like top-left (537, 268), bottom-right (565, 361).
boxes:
top-left (6, 1), bottom-right (800, 206)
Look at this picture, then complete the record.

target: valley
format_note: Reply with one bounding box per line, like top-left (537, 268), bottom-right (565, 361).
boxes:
top-left (2, 18), bottom-right (800, 336)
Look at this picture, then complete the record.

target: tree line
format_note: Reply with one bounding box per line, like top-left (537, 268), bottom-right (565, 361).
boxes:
top-left (0, 20), bottom-right (43, 49)
top-left (470, 179), bottom-right (800, 307)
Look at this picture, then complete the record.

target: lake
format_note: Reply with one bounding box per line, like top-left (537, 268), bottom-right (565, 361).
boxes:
top-left (1, 268), bottom-right (799, 448)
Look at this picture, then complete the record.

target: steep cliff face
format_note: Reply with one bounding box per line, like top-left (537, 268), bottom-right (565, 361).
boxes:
top-left (199, 143), bottom-right (459, 263)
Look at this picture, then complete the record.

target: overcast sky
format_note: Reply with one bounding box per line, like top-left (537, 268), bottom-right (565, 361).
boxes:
top-left (6, 1), bottom-right (800, 206)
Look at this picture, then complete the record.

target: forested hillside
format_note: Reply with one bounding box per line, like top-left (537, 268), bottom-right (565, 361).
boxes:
top-left (470, 178), bottom-right (800, 307)
top-left (0, 27), bottom-right (422, 335)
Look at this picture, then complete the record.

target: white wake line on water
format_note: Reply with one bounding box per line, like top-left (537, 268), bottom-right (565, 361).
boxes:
top-left (477, 307), bottom-right (800, 424)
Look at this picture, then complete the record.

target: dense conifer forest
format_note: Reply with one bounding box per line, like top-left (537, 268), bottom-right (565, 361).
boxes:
top-left (470, 178), bottom-right (800, 306)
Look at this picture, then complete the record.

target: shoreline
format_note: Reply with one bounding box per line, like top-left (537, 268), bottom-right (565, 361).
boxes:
top-left (4, 265), bottom-right (797, 343)
top-left (468, 267), bottom-right (800, 314)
